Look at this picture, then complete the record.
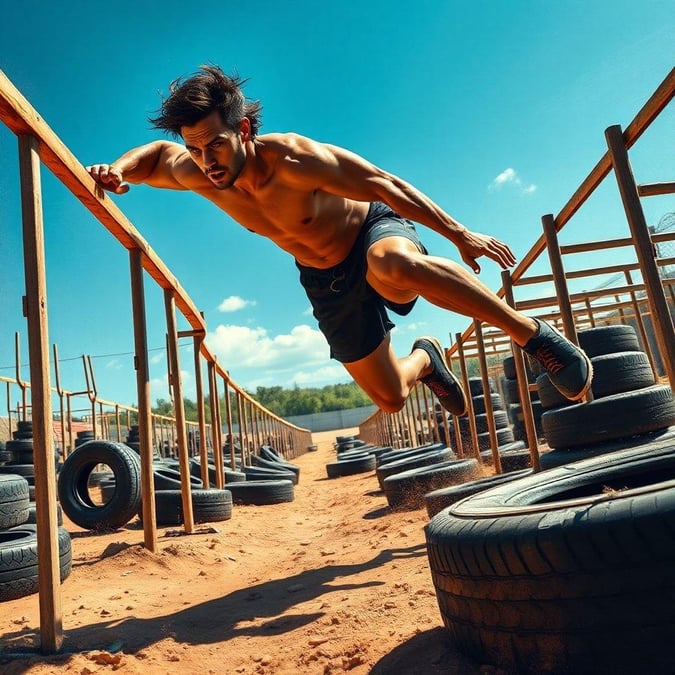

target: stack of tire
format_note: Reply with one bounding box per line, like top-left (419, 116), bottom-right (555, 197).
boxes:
top-left (124, 425), bottom-right (140, 453)
top-left (447, 377), bottom-right (529, 472)
top-left (538, 324), bottom-right (675, 468)
top-left (326, 436), bottom-right (380, 478)
top-left (0, 471), bottom-right (72, 601)
top-left (74, 428), bottom-right (95, 448)
top-left (374, 442), bottom-right (483, 510)
top-left (425, 421), bottom-right (675, 674)
top-left (58, 439), bottom-right (234, 528)
top-left (0, 420), bottom-right (38, 501)
top-left (189, 445), bottom-right (297, 507)
top-left (500, 355), bottom-right (545, 441)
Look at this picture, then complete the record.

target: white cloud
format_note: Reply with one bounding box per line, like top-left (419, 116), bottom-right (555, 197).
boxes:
top-left (489, 167), bottom-right (537, 195)
top-left (150, 369), bottom-right (193, 401)
top-left (302, 306), bottom-right (314, 316)
top-left (150, 352), bottom-right (164, 365)
top-left (217, 295), bottom-right (257, 313)
top-left (206, 323), bottom-right (329, 374)
top-left (105, 359), bottom-right (123, 370)
top-left (405, 321), bottom-right (428, 331)
top-left (493, 167), bottom-right (517, 186)
top-left (289, 364), bottom-right (352, 387)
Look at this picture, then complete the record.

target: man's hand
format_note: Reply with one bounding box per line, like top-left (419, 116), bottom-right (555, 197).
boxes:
top-left (456, 229), bottom-right (517, 274)
top-left (86, 164), bottom-right (130, 194)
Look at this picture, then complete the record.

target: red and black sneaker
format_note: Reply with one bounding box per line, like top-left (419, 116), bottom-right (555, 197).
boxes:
top-left (413, 336), bottom-right (467, 416)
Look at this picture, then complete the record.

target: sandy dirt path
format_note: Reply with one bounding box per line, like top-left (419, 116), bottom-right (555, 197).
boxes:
top-left (0, 431), bottom-right (490, 674)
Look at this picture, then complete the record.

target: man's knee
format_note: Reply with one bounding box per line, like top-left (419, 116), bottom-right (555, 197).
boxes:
top-left (367, 242), bottom-right (420, 287)
top-left (369, 388), bottom-right (407, 413)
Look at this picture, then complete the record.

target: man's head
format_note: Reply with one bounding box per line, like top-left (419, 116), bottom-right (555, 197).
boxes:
top-left (151, 66), bottom-right (262, 189)
top-left (149, 65), bottom-right (262, 138)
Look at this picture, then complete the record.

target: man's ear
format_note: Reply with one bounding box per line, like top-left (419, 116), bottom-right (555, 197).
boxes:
top-left (239, 117), bottom-right (252, 141)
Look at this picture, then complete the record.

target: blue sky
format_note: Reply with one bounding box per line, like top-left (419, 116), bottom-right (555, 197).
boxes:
top-left (0, 1), bottom-right (673, 411)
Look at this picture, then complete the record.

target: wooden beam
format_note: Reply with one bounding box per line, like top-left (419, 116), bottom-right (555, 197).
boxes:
top-left (129, 249), bottom-right (157, 552)
top-left (18, 134), bottom-right (62, 653)
top-left (164, 290), bottom-right (195, 533)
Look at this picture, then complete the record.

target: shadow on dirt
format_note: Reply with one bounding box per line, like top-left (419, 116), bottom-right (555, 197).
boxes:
top-left (370, 627), bottom-right (484, 674)
top-left (0, 543), bottom-right (428, 661)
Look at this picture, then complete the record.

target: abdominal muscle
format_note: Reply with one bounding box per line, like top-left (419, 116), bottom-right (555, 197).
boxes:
top-left (214, 189), bottom-right (372, 269)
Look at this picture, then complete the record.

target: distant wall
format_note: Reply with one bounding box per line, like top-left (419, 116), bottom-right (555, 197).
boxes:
top-left (281, 406), bottom-right (377, 433)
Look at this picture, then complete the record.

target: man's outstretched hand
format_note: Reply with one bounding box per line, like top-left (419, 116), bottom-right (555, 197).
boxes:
top-left (86, 164), bottom-right (130, 194)
top-left (456, 229), bottom-right (517, 274)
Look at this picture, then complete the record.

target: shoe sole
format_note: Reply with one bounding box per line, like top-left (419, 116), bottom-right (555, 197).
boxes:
top-left (418, 336), bottom-right (468, 416)
top-left (542, 323), bottom-right (595, 402)
top-left (565, 353), bottom-right (594, 402)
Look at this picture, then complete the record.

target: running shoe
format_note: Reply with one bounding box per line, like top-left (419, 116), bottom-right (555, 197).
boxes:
top-left (522, 319), bottom-right (593, 401)
top-left (413, 337), bottom-right (467, 416)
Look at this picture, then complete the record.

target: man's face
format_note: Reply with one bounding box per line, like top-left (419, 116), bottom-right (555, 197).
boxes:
top-left (181, 110), bottom-right (248, 189)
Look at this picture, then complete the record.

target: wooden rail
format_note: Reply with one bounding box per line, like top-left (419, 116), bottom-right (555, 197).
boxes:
top-left (0, 68), bottom-right (312, 653)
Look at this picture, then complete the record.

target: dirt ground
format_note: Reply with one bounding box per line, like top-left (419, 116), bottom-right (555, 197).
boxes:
top-left (0, 430), bottom-right (495, 675)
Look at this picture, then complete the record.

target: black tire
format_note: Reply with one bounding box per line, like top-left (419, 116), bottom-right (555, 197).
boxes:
top-left (244, 465), bottom-right (298, 484)
top-left (376, 448), bottom-right (455, 488)
top-left (383, 459), bottom-right (482, 509)
top-left (226, 479), bottom-right (294, 506)
top-left (479, 446), bottom-right (532, 472)
top-left (326, 454), bottom-right (377, 478)
top-left (467, 377), bottom-right (492, 396)
top-left (0, 524), bottom-right (72, 601)
top-left (376, 443), bottom-right (444, 466)
top-left (539, 427), bottom-right (675, 469)
top-left (148, 489), bottom-right (233, 525)
top-left (0, 474), bottom-right (30, 528)
top-left (475, 427), bottom-right (515, 451)
top-left (0, 464), bottom-right (35, 480)
top-left (26, 502), bottom-right (63, 526)
top-left (250, 454), bottom-right (300, 479)
top-left (153, 467), bottom-right (203, 491)
top-left (578, 324), bottom-right (640, 357)
top-left (57, 441), bottom-right (141, 530)
top-left (470, 393), bottom-right (504, 414)
top-left (502, 355), bottom-right (537, 382)
top-left (542, 385), bottom-right (675, 449)
top-left (425, 469), bottom-right (533, 518)
top-left (5, 439), bottom-right (34, 453)
top-left (425, 442), bottom-right (675, 674)
top-left (471, 411), bottom-right (510, 434)
top-left (537, 350), bottom-right (655, 409)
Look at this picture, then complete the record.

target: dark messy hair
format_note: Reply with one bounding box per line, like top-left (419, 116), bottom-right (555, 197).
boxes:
top-left (148, 64), bottom-right (263, 138)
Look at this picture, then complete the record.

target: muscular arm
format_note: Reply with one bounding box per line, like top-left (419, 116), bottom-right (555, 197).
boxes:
top-left (87, 141), bottom-right (203, 193)
top-left (278, 134), bottom-right (517, 271)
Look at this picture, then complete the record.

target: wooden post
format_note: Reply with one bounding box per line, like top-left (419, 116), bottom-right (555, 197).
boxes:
top-left (542, 214), bottom-right (593, 404)
top-left (501, 271), bottom-right (541, 471)
top-left (606, 124), bottom-right (675, 388)
top-left (207, 361), bottom-right (220, 475)
top-left (52, 344), bottom-right (67, 460)
top-left (129, 249), bottom-right (157, 551)
top-left (192, 335), bottom-right (209, 488)
top-left (224, 381), bottom-right (235, 472)
top-left (474, 320), bottom-right (501, 472)
top-left (163, 289), bottom-right (194, 533)
top-left (454, 333), bottom-right (478, 459)
top-left (18, 134), bottom-right (62, 653)
top-left (624, 269), bottom-right (659, 376)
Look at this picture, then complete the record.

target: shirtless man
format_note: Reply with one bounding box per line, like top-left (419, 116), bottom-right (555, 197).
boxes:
top-left (87, 65), bottom-right (592, 416)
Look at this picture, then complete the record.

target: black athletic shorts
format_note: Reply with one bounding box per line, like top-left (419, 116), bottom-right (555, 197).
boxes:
top-left (296, 202), bottom-right (428, 363)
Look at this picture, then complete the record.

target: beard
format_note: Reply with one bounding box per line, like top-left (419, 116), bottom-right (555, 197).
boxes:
top-left (207, 146), bottom-right (246, 190)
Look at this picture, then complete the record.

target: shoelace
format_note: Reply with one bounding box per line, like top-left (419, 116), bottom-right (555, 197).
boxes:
top-left (534, 346), bottom-right (564, 374)
top-left (423, 377), bottom-right (451, 398)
